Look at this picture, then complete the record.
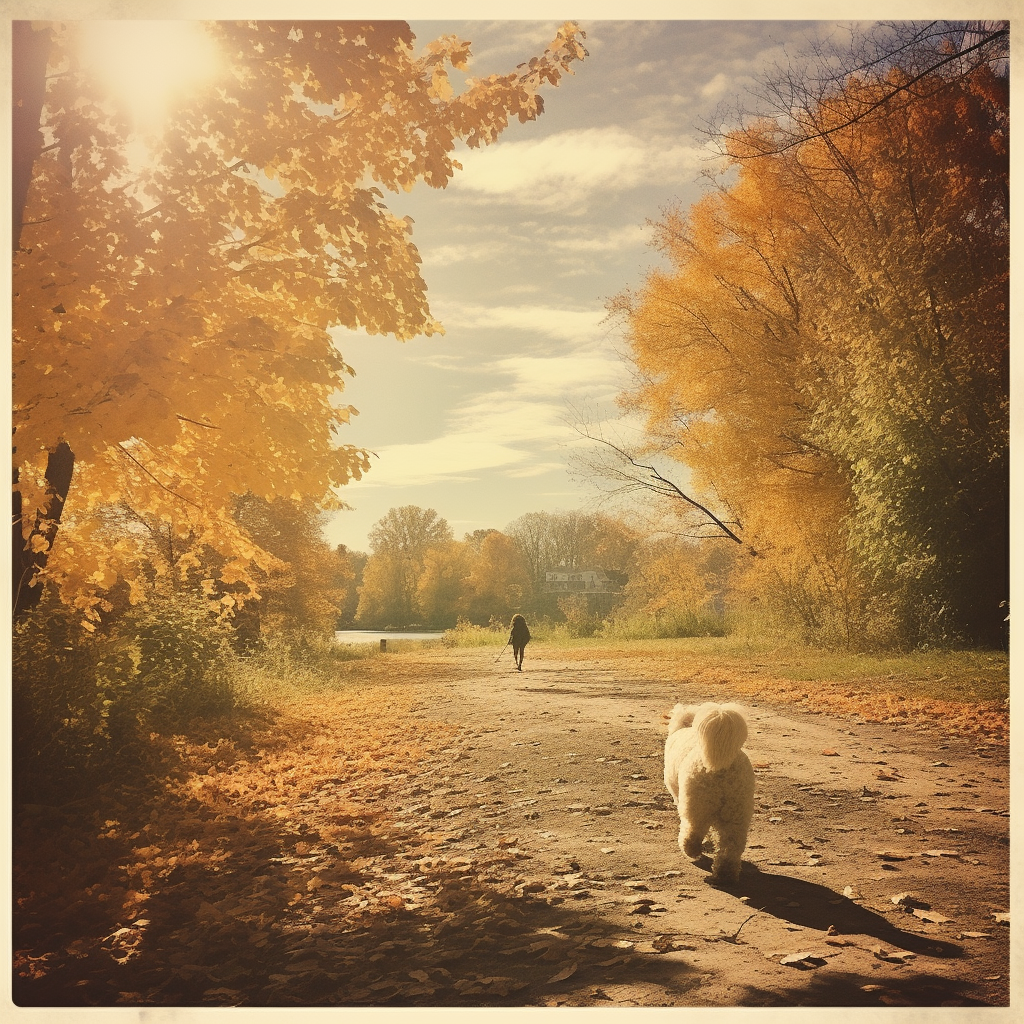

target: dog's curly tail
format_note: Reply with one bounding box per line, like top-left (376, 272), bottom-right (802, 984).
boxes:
top-left (697, 706), bottom-right (748, 771)
top-left (667, 702), bottom-right (748, 771)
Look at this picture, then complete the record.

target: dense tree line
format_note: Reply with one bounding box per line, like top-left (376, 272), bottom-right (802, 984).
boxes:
top-left (350, 507), bottom-right (641, 629)
top-left (608, 22), bottom-right (1008, 648)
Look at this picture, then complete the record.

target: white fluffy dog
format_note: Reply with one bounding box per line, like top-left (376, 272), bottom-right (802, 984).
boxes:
top-left (663, 702), bottom-right (755, 884)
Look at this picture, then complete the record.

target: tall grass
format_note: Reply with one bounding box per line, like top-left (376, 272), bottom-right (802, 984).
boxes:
top-left (12, 596), bottom-right (383, 803)
top-left (440, 618), bottom-right (507, 647)
top-left (228, 629), bottom-right (380, 702)
top-left (14, 593), bottom-right (241, 803)
top-left (598, 608), bottom-right (729, 640)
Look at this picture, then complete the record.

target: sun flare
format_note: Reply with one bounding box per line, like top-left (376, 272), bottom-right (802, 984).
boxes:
top-left (78, 21), bottom-right (221, 130)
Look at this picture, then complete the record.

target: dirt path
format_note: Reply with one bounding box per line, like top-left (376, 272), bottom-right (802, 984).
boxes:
top-left (391, 649), bottom-right (1011, 1007)
top-left (13, 645), bottom-right (1010, 1008)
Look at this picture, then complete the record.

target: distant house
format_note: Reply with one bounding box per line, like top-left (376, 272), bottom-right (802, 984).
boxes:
top-left (542, 568), bottom-right (624, 595)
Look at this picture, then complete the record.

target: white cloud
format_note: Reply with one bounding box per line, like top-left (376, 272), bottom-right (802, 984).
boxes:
top-left (435, 20), bottom-right (564, 71)
top-left (507, 462), bottom-right (564, 479)
top-left (437, 300), bottom-right (608, 345)
top-left (451, 126), bottom-right (703, 207)
top-left (448, 394), bottom-right (565, 443)
top-left (420, 241), bottom-right (498, 266)
top-left (700, 72), bottom-right (731, 99)
top-left (486, 352), bottom-right (622, 401)
top-left (548, 223), bottom-right (650, 253)
top-left (359, 436), bottom-right (528, 487)
top-left (355, 348), bottom-right (627, 489)
top-left (420, 223), bottom-right (650, 265)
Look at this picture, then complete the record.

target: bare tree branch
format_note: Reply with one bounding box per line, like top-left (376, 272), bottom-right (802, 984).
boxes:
top-left (569, 415), bottom-right (746, 548)
top-left (704, 23), bottom-right (1007, 158)
top-left (176, 414), bottom-right (221, 429)
top-left (115, 443), bottom-right (202, 509)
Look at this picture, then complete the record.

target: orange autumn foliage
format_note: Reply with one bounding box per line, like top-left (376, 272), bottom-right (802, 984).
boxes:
top-left (613, 57), bottom-right (1008, 647)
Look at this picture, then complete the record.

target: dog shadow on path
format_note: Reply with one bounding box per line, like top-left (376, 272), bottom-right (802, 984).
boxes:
top-left (695, 860), bottom-right (963, 958)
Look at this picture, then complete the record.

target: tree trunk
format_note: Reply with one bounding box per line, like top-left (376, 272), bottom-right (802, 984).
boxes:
top-left (12, 21), bottom-right (51, 252)
top-left (12, 21), bottom-right (76, 617)
top-left (13, 443), bottom-right (75, 615)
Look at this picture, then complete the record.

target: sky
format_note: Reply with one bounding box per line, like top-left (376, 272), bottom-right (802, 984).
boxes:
top-left (6, 4), bottom-right (983, 557)
top-left (321, 18), bottom-right (847, 553)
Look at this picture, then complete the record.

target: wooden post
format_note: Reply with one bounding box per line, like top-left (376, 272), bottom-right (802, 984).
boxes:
top-left (380, 638), bottom-right (387, 652)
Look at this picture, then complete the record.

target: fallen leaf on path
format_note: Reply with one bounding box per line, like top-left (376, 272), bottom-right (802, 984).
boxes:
top-left (890, 892), bottom-right (929, 910)
top-left (652, 934), bottom-right (696, 953)
top-left (822, 750), bottom-right (839, 757)
top-left (456, 976), bottom-right (524, 996)
top-left (872, 946), bottom-right (916, 963)
top-left (780, 951), bottom-right (828, 968)
top-left (912, 908), bottom-right (951, 923)
top-left (546, 962), bottom-right (578, 984)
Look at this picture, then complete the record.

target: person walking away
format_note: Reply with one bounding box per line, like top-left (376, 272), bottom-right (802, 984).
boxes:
top-left (509, 613), bottom-right (531, 671)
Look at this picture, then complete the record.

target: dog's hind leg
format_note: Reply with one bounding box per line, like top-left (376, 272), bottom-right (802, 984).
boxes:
top-left (678, 810), bottom-right (712, 861)
top-left (709, 829), bottom-right (747, 883)
top-left (710, 850), bottom-right (742, 884)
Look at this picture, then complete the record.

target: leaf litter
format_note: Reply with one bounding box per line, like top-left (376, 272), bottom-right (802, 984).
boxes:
top-left (13, 679), bottom-right (684, 1007)
top-left (13, 647), bottom-right (1011, 1007)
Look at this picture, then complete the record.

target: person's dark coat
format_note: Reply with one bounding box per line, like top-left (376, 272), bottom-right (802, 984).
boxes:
top-left (509, 614), bottom-right (530, 670)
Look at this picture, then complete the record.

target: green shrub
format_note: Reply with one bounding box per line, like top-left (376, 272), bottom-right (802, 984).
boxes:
top-left (116, 592), bottom-right (237, 733)
top-left (556, 595), bottom-right (602, 638)
top-left (13, 597), bottom-right (113, 801)
top-left (13, 591), bottom-right (243, 802)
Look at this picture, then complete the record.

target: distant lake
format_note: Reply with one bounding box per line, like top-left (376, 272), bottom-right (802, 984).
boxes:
top-left (334, 630), bottom-right (445, 645)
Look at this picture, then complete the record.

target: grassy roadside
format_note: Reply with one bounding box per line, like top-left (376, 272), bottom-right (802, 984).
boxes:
top-left (505, 637), bottom-right (1009, 746)
top-left (513, 636), bottom-right (1010, 703)
top-left (229, 634), bottom-right (1009, 746)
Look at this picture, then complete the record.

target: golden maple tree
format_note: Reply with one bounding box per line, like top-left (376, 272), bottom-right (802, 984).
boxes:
top-left (12, 20), bottom-right (588, 624)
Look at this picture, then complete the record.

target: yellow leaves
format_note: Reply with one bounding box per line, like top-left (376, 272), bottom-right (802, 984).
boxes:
top-left (14, 20), bottom-right (589, 620)
top-left (429, 66), bottom-right (453, 102)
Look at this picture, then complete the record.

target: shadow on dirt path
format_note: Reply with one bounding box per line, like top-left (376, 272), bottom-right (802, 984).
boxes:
top-left (703, 862), bottom-right (964, 957)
